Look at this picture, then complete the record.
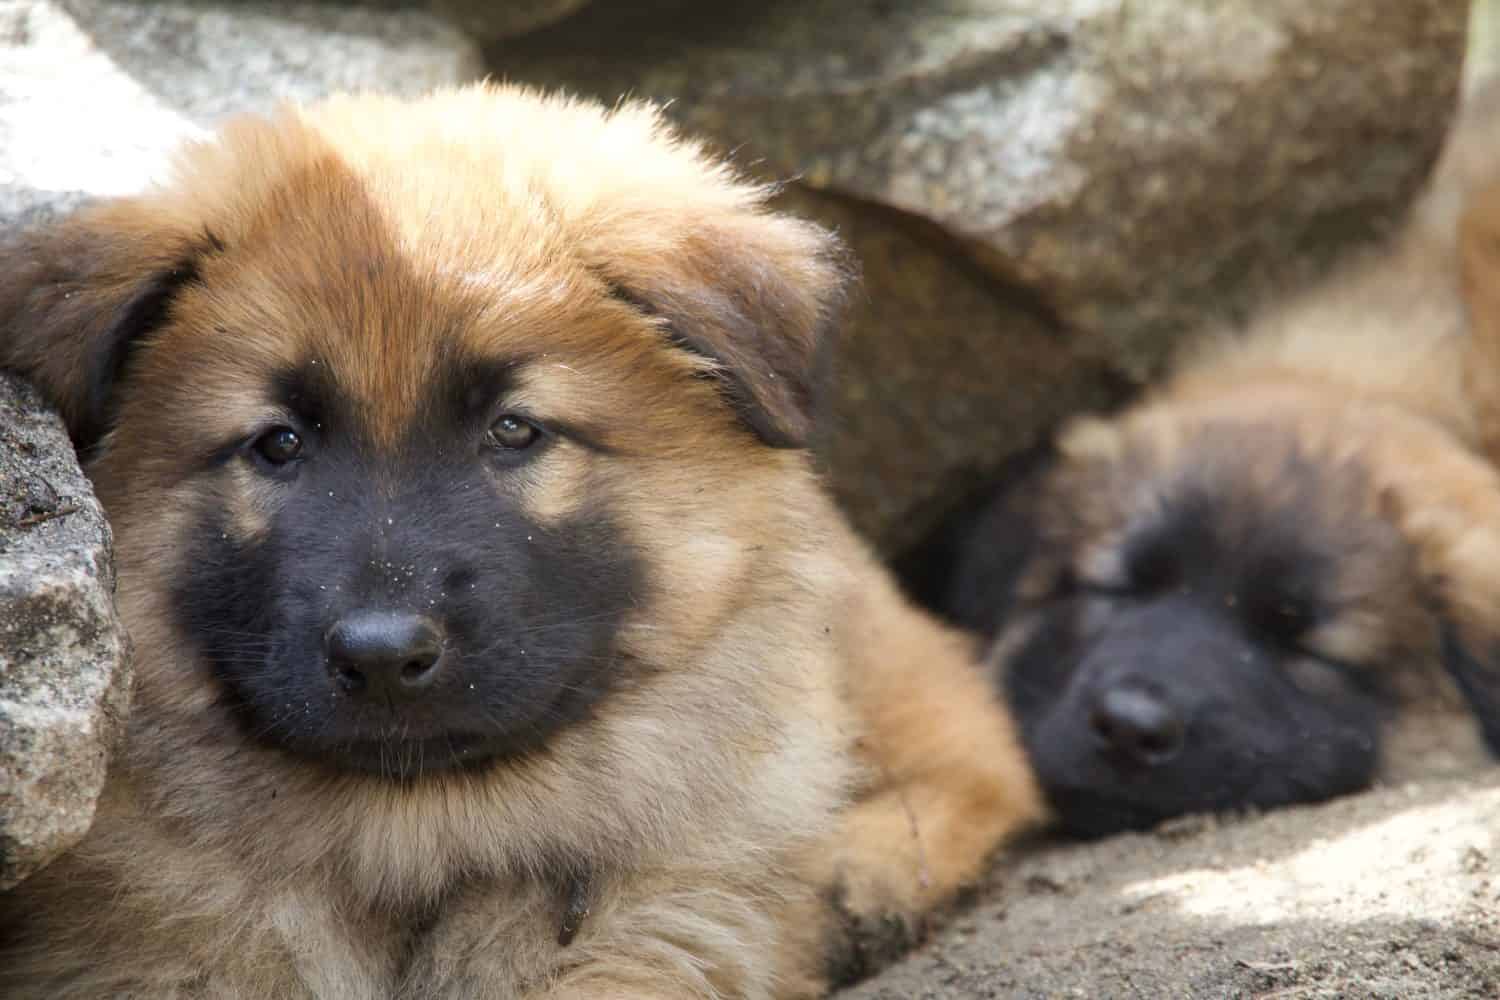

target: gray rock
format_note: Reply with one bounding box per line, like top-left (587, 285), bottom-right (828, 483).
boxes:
top-left (492, 0), bottom-right (1467, 547)
top-left (787, 185), bottom-right (1129, 554)
top-left (442, 0), bottom-right (591, 40)
top-left (0, 0), bottom-right (485, 229)
top-left (496, 0), bottom-right (1466, 372)
top-left (0, 375), bottom-right (128, 891)
top-left (363, 0), bottom-right (594, 41)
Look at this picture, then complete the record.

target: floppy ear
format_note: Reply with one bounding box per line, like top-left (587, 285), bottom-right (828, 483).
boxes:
top-left (894, 440), bottom-right (1060, 636)
top-left (600, 211), bottom-right (850, 449)
top-left (1459, 177), bottom-right (1500, 468)
top-left (0, 202), bottom-right (209, 455)
top-left (912, 413), bottom-right (1135, 632)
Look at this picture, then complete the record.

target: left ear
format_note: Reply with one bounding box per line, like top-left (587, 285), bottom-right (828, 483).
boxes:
top-left (894, 440), bottom-right (1061, 636)
top-left (602, 210), bottom-right (850, 449)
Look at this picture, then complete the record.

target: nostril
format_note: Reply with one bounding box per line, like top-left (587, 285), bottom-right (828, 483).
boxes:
top-left (1137, 724), bottom-right (1181, 757)
top-left (334, 665), bottom-right (367, 694)
top-left (1088, 707), bottom-right (1117, 742)
top-left (1088, 686), bottom-right (1184, 765)
top-left (399, 655), bottom-right (438, 686)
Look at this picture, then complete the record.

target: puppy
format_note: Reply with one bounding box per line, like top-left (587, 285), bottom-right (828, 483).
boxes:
top-left (912, 85), bottom-right (1500, 838)
top-left (0, 85), bottom-right (1040, 997)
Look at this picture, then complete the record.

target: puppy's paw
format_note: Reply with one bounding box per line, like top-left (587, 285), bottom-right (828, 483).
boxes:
top-left (810, 791), bottom-right (943, 986)
top-left (820, 883), bottom-right (922, 989)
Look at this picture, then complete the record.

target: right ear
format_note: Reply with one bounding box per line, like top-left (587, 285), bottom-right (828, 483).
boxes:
top-left (595, 208), bottom-right (849, 451)
top-left (0, 202), bottom-right (210, 455)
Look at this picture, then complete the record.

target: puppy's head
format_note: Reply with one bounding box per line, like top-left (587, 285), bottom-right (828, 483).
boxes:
top-left (969, 396), bottom-right (1487, 837)
top-left (0, 86), bottom-right (847, 781)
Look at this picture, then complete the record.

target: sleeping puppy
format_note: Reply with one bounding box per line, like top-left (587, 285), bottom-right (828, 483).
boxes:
top-left (0, 85), bottom-right (1041, 997)
top-left (913, 84), bottom-right (1500, 838)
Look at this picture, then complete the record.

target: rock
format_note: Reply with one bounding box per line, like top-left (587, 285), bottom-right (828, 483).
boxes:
top-left (435, 0), bottom-right (591, 40)
top-left (0, 0), bottom-right (485, 230)
top-left (491, 0), bottom-right (1467, 549)
top-left (373, 0), bottom-right (594, 42)
top-left (0, 375), bottom-right (129, 890)
top-left (787, 186), bottom-right (1130, 552)
top-left (837, 711), bottom-right (1500, 999)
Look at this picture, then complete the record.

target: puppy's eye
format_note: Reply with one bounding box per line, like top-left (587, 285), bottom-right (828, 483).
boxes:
top-left (1284, 655), bottom-right (1374, 701)
top-left (487, 414), bottom-right (540, 451)
top-left (1076, 579), bottom-right (1134, 599)
top-left (1253, 599), bottom-right (1315, 646)
top-left (253, 427), bottom-right (304, 466)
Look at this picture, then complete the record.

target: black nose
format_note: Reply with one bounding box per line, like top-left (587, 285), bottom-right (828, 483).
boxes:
top-left (325, 611), bottom-right (445, 702)
top-left (1088, 685), bottom-right (1185, 765)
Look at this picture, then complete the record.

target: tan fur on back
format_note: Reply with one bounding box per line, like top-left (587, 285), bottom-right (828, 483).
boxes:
top-left (1165, 85), bottom-right (1500, 444)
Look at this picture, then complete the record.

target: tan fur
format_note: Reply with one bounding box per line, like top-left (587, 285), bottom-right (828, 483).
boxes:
top-left (1459, 85), bottom-right (1500, 467)
top-left (0, 85), bottom-right (1040, 998)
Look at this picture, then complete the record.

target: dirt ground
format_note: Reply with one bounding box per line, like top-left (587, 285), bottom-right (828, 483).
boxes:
top-left (841, 711), bottom-right (1500, 999)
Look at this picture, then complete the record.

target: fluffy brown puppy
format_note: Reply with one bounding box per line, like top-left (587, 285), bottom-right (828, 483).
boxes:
top-left (917, 86), bottom-right (1500, 837)
top-left (0, 86), bottom-right (1040, 998)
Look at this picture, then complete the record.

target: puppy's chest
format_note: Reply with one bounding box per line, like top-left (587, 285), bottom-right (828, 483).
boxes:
top-left (279, 874), bottom-right (579, 999)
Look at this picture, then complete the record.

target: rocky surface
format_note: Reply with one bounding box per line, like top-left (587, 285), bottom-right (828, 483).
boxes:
top-left (840, 712), bottom-right (1500, 999)
top-left (493, 0), bottom-right (1469, 551)
top-left (364, 0), bottom-right (593, 41)
top-left (0, 375), bottom-right (128, 890)
top-left (0, 0), bottom-right (484, 229)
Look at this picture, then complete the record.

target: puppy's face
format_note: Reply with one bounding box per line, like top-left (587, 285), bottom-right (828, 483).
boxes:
top-left (1, 89), bottom-right (844, 781)
top-left (998, 415), bottom-right (1433, 836)
top-left (127, 238), bottom-right (652, 776)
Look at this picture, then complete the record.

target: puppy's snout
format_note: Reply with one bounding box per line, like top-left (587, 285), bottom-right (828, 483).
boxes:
top-left (1088, 685), bottom-right (1184, 765)
top-left (326, 611), bottom-right (445, 702)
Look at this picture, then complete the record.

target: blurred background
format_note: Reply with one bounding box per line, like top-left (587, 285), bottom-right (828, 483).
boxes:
top-left (0, 0), bottom-right (1489, 555)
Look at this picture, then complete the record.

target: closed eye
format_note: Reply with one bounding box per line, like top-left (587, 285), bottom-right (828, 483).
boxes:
top-left (1075, 578), bottom-right (1137, 598)
top-left (1282, 653), bottom-right (1382, 701)
top-left (1247, 596), bottom-right (1321, 649)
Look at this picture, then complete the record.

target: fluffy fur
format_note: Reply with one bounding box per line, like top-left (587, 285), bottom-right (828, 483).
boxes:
top-left (0, 85), bottom-right (1041, 997)
top-left (908, 83), bottom-right (1500, 837)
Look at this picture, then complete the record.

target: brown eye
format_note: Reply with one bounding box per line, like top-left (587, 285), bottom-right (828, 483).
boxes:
top-left (253, 427), bottom-right (304, 465)
top-left (487, 414), bottom-right (540, 451)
